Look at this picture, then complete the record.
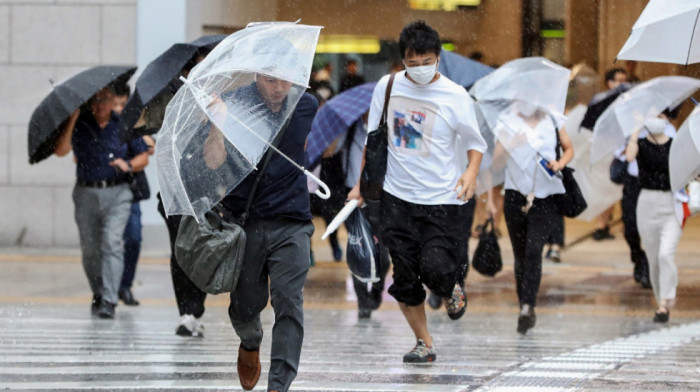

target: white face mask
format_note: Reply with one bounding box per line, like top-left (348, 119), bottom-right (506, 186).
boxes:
top-left (644, 117), bottom-right (668, 135)
top-left (405, 62), bottom-right (438, 85)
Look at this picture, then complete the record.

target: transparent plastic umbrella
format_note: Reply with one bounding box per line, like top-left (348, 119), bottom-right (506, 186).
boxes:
top-left (567, 104), bottom-right (623, 222)
top-left (469, 58), bottom-right (570, 193)
top-left (590, 76), bottom-right (700, 164)
top-left (617, 0), bottom-right (700, 65)
top-left (155, 22), bottom-right (328, 221)
top-left (470, 57), bottom-right (571, 130)
top-left (670, 106), bottom-right (700, 192)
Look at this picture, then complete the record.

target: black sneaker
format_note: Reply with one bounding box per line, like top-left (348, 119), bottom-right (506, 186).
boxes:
top-left (97, 301), bottom-right (116, 319)
top-left (517, 304), bottom-right (536, 334)
top-left (634, 260), bottom-right (652, 289)
top-left (358, 308), bottom-right (372, 319)
top-left (444, 284), bottom-right (466, 320)
top-left (91, 294), bottom-right (102, 316)
top-left (592, 228), bottom-right (615, 241)
top-left (119, 288), bottom-right (140, 306)
top-left (653, 309), bottom-right (670, 323)
top-left (176, 314), bottom-right (204, 337)
top-left (402, 339), bottom-right (436, 363)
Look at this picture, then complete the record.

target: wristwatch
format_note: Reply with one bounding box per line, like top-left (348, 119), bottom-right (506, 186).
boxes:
top-left (127, 161), bottom-right (133, 173)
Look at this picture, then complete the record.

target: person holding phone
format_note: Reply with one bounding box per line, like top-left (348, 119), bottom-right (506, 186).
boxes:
top-left (486, 101), bottom-right (574, 334)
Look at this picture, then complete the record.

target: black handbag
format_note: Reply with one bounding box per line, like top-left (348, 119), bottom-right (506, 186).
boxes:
top-left (609, 158), bottom-right (628, 185)
top-left (360, 73), bottom-right (395, 201)
top-left (552, 127), bottom-right (587, 218)
top-left (472, 218), bottom-right (502, 277)
top-left (174, 122), bottom-right (289, 294)
top-left (127, 171), bottom-right (150, 202)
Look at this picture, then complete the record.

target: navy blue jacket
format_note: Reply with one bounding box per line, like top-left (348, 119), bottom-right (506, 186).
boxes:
top-left (72, 111), bottom-right (147, 183)
top-left (220, 90), bottom-right (318, 221)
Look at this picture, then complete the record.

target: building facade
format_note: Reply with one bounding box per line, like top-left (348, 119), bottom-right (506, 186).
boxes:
top-left (0, 0), bottom-right (695, 247)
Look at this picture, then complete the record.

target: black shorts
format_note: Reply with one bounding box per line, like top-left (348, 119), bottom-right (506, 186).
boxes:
top-left (381, 191), bottom-right (470, 306)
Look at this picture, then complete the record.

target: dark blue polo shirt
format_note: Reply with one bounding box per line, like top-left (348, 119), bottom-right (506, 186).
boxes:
top-left (72, 111), bottom-right (148, 183)
top-left (220, 85), bottom-right (318, 221)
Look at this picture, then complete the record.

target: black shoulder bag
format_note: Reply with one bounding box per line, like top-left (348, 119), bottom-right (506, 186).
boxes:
top-left (174, 123), bottom-right (289, 294)
top-left (360, 73), bottom-right (396, 201)
top-left (552, 123), bottom-right (588, 218)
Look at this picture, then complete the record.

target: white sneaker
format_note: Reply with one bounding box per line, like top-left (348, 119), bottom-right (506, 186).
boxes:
top-left (192, 317), bottom-right (205, 337)
top-left (175, 314), bottom-right (204, 337)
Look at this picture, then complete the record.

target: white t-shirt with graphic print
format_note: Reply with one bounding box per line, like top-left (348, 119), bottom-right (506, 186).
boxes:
top-left (367, 71), bottom-right (487, 205)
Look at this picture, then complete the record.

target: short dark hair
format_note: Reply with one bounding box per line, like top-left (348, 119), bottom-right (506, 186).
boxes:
top-left (399, 20), bottom-right (441, 59)
top-left (113, 83), bottom-right (130, 97)
top-left (604, 68), bottom-right (627, 83)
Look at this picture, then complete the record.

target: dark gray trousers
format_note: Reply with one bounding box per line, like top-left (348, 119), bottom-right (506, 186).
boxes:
top-left (228, 218), bottom-right (314, 392)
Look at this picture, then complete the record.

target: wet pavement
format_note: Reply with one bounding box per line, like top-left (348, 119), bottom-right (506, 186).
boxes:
top-left (1, 216), bottom-right (700, 391)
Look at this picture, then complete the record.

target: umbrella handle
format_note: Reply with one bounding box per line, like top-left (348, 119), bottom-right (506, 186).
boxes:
top-left (304, 169), bottom-right (331, 200)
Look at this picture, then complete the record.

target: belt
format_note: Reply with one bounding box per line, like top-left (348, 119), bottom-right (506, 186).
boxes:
top-left (77, 178), bottom-right (128, 188)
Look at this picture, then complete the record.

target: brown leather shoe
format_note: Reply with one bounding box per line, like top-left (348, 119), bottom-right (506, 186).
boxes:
top-left (237, 345), bottom-right (261, 390)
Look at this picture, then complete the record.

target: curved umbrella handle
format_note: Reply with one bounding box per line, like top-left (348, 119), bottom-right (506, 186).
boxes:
top-left (304, 169), bottom-right (331, 200)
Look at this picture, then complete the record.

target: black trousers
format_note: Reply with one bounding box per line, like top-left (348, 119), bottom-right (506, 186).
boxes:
top-left (621, 175), bottom-right (648, 265)
top-left (546, 214), bottom-right (565, 246)
top-left (381, 192), bottom-right (469, 306)
top-left (157, 195), bottom-right (207, 318)
top-left (503, 190), bottom-right (557, 307)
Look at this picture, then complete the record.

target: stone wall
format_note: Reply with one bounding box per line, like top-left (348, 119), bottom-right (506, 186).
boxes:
top-left (0, 0), bottom-right (137, 246)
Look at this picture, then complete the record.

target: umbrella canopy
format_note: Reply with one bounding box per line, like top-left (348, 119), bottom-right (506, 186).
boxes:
top-left (470, 57), bottom-right (571, 129)
top-left (305, 82), bottom-right (376, 167)
top-left (670, 106), bottom-right (700, 192)
top-left (470, 58), bottom-right (570, 194)
top-left (27, 65), bottom-right (136, 164)
top-left (567, 104), bottom-right (623, 221)
top-left (118, 34), bottom-right (227, 141)
top-left (156, 22), bottom-right (323, 221)
top-left (617, 0), bottom-right (700, 65)
top-left (590, 76), bottom-right (700, 164)
top-left (437, 50), bottom-right (493, 88)
top-left (580, 83), bottom-right (632, 130)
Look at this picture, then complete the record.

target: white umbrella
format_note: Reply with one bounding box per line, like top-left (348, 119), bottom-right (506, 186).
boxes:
top-left (156, 22), bottom-right (328, 221)
top-left (670, 106), bottom-right (700, 192)
top-left (590, 76), bottom-right (700, 164)
top-left (567, 104), bottom-right (623, 222)
top-left (617, 0), bottom-right (700, 65)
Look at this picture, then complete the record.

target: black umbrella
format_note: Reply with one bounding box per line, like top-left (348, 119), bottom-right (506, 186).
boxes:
top-left (118, 34), bottom-right (227, 141)
top-left (580, 83), bottom-right (633, 130)
top-left (27, 65), bottom-right (137, 164)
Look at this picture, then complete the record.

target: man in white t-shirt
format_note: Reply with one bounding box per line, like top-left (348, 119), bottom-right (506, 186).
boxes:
top-left (348, 20), bottom-right (486, 364)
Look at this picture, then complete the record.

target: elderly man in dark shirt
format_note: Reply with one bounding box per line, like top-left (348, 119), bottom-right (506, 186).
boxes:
top-left (55, 87), bottom-right (149, 319)
top-left (203, 74), bottom-right (318, 392)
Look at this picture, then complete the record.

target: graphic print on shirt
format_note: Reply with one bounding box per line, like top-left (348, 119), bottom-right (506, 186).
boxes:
top-left (388, 96), bottom-right (437, 158)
